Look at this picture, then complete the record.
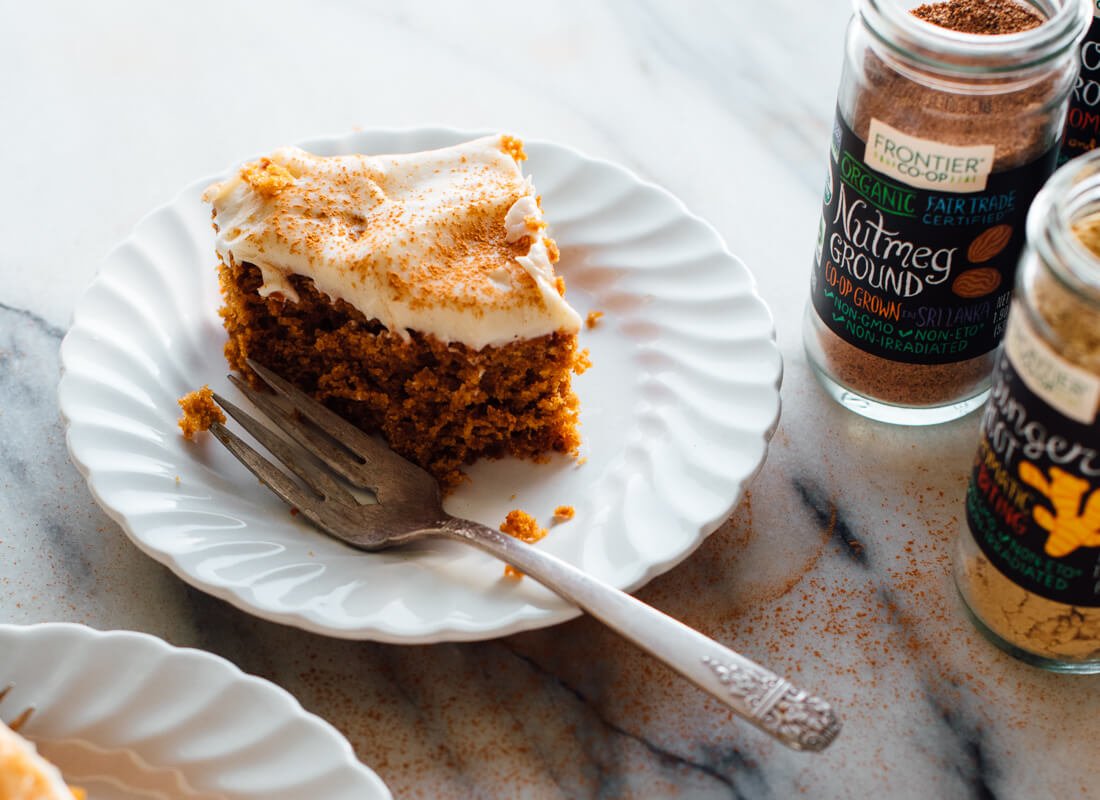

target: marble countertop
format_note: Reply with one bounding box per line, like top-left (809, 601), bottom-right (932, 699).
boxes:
top-left (2, 1), bottom-right (1097, 798)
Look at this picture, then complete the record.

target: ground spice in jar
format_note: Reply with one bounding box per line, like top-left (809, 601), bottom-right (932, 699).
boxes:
top-left (806, 0), bottom-right (1089, 422)
top-left (912, 0), bottom-right (1044, 34)
top-left (965, 556), bottom-right (1100, 659)
top-left (955, 165), bottom-right (1100, 668)
top-left (960, 237), bottom-right (1100, 660)
top-left (499, 509), bottom-right (547, 579)
top-left (1045, 212), bottom-right (1100, 368)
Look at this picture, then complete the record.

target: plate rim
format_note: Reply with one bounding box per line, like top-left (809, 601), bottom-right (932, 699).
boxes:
top-left (59, 126), bottom-right (783, 643)
top-left (0, 621), bottom-right (392, 799)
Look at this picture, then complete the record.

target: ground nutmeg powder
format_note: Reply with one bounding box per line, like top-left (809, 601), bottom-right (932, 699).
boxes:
top-left (912, 0), bottom-right (1044, 34)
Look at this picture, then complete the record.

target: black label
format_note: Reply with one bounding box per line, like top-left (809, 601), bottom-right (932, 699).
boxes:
top-left (1059, 12), bottom-right (1100, 164)
top-left (812, 111), bottom-right (1058, 365)
top-left (966, 345), bottom-right (1100, 607)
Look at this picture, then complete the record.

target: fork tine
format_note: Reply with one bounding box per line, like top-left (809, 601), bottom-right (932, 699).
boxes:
top-left (245, 359), bottom-right (402, 471)
top-left (7, 706), bottom-right (32, 732)
top-left (0, 685), bottom-right (33, 732)
top-left (212, 392), bottom-right (357, 505)
top-left (209, 421), bottom-right (317, 515)
top-left (210, 419), bottom-right (404, 548)
top-left (226, 375), bottom-right (376, 492)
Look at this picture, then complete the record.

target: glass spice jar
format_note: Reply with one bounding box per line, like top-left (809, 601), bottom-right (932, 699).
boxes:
top-left (1059, 1), bottom-right (1100, 162)
top-left (805, 0), bottom-right (1092, 425)
top-left (955, 151), bottom-right (1100, 672)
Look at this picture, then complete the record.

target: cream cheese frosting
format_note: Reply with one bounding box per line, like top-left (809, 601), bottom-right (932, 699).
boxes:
top-left (203, 135), bottom-right (581, 350)
top-left (0, 723), bottom-right (74, 800)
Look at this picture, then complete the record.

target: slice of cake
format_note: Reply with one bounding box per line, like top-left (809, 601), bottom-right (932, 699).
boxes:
top-left (0, 722), bottom-right (84, 800)
top-left (203, 135), bottom-right (585, 487)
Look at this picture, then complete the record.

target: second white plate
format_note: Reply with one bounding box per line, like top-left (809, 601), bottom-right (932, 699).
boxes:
top-left (59, 128), bottom-right (781, 642)
top-left (0, 623), bottom-right (390, 799)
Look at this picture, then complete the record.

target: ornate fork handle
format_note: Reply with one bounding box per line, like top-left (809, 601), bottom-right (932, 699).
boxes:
top-left (435, 517), bottom-right (840, 752)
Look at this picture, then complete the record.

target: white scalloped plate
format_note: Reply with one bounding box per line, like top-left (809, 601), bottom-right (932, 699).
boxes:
top-left (0, 623), bottom-right (390, 799)
top-left (59, 128), bottom-right (781, 642)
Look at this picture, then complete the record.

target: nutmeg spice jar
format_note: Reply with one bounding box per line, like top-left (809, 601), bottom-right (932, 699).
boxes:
top-left (806, 0), bottom-right (1092, 425)
top-left (954, 151), bottom-right (1100, 672)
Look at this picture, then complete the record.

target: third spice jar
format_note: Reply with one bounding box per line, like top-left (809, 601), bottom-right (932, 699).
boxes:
top-left (954, 150), bottom-right (1100, 671)
top-left (805, 0), bottom-right (1092, 425)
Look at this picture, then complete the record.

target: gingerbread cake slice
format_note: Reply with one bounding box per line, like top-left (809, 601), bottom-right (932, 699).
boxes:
top-left (203, 135), bottom-right (585, 487)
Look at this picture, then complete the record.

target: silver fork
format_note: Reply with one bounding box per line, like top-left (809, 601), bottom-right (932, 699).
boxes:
top-left (0, 684), bottom-right (35, 732)
top-left (209, 359), bottom-right (841, 752)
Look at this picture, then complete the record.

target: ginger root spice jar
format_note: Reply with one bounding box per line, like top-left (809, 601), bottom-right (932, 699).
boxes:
top-left (955, 152), bottom-right (1100, 672)
top-left (805, 0), bottom-right (1091, 425)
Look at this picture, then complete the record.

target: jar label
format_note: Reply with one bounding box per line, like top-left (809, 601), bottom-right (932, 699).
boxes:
top-left (866, 119), bottom-right (995, 193)
top-left (966, 319), bottom-right (1100, 607)
top-left (1060, 12), bottom-right (1100, 163)
top-left (812, 110), bottom-right (1058, 365)
top-left (1004, 310), bottom-right (1100, 425)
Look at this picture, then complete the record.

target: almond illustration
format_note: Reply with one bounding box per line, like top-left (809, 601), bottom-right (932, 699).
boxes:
top-left (952, 267), bottom-right (1002, 298)
top-left (967, 224), bottom-right (1013, 263)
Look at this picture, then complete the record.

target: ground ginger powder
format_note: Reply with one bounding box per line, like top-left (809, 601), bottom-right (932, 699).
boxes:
top-left (965, 558), bottom-right (1100, 660)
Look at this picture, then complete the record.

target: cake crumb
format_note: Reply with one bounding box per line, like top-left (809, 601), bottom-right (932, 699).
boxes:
top-left (544, 236), bottom-right (560, 263)
top-left (240, 158), bottom-right (295, 196)
top-left (174, 475), bottom-right (181, 485)
top-left (500, 509), bottom-right (546, 544)
top-left (177, 385), bottom-right (225, 440)
top-left (500, 135), bottom-right (527, 162)
top-left (585, 310), bottom-right (604, 329)
top-left (574, 348), bottom-right (592, 374)
top-left (553, 505), bottom-right (575, 521)
top-left (500, 509), bottom-right (547, 578)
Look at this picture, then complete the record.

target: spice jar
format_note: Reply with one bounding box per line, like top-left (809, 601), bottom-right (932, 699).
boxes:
top-left (1060, 1), bottom-right (1100, 161)
top-left (955, 151), bottom-right (1100, 672)
top-left (806, 0), bottom-right (1092, 425)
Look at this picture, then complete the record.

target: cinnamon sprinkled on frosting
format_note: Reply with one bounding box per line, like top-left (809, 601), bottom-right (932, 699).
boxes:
top-left (203, 135), bottom-right (580, 349)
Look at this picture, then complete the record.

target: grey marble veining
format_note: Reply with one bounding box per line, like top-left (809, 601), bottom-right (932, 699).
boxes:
top-left (2, 1), bottom-right (1099, 798)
